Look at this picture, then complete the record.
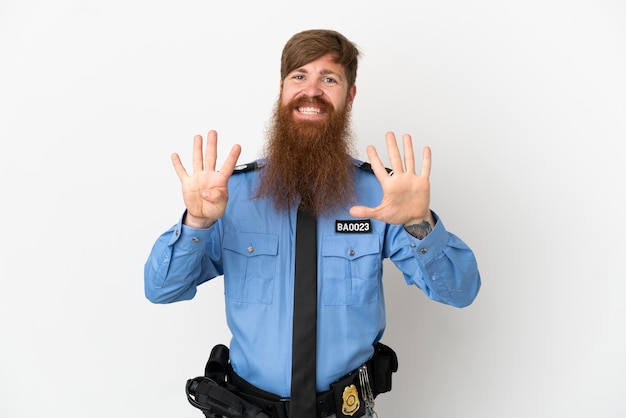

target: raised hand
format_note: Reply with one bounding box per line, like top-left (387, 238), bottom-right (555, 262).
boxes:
top-left (171, 130), bottom-right (242, 228)
top-left (349, 132), bottom-right (434, 227)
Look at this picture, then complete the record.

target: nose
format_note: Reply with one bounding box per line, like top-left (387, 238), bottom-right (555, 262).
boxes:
top-left (300, 80), bottom-right (323, 98)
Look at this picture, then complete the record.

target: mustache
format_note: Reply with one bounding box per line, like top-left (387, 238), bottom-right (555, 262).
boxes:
top-left (289, 95), bottom-right (332, 112)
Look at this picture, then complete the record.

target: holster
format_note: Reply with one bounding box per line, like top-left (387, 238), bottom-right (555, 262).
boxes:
top-left (186, 344), bottom-right (270, 418)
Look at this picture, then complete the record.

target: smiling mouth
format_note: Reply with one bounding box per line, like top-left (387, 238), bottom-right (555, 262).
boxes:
top-left (297, 106), bottom-right (324, 115)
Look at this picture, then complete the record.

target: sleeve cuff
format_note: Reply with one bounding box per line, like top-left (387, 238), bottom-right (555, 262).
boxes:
top-left (167, 210), bottom-right (216, 248)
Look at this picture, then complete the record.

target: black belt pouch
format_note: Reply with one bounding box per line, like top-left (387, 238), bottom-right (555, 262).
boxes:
top-left (372, 342), bottom-right (398, 395)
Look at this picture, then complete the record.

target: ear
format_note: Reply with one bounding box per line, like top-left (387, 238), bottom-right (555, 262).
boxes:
top-left (347, 85), bottom-right (357, 106)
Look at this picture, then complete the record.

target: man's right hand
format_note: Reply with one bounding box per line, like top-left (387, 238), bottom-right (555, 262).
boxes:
top-left (171, 130), bottom-right (242, 228)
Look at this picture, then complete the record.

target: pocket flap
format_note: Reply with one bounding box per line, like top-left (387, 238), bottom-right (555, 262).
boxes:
top-left (223, 232), bottom-right (279, 257)
top-left (322, 235), bottom-right (380, 260)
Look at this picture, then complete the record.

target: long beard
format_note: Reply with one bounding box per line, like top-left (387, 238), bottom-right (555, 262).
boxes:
top-left (255, 96), bottom-right (356, 216)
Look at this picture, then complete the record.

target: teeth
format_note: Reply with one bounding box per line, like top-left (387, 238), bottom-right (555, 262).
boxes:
top-left (298, 107), bottom-right (322, 114)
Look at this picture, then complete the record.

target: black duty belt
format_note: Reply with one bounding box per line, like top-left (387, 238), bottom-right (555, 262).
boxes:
top-left (186, 343), bottom-right (398, 418)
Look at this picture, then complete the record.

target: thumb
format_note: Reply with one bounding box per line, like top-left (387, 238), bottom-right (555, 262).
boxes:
top-left (349, 205), bottom-right (374, 219)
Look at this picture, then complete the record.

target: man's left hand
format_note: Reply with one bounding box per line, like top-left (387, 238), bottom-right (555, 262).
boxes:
top-left (349, 132), bottom-right (435, 228)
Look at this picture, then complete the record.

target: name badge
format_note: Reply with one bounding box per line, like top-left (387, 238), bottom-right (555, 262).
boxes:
top-left (335, 220), bottom-right (372, 234)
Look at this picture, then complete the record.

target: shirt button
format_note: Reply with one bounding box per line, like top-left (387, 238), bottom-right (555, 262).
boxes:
top-left (192, 237), bottom-right (200, 243)
top-left (247, 246), bottom-right (254, 253)
top-left (410, 243), bottom-right (416, 248)
top-left (348, 249), bottom-right (355, 256)
top-left (419, 248), bottom-right (428, 254)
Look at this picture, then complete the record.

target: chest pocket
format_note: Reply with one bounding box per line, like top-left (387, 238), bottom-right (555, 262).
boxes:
top-left (321, 235), bottom-right (382, 305)
top-left (223, 232), bottom-right (278, 304)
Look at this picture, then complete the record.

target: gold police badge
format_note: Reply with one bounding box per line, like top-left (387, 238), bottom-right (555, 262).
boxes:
top-left (341, 384), bottom-right (360, 416)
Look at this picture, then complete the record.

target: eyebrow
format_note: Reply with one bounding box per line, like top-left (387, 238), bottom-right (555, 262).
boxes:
top-left (293, 67), bottom-right (345, 81)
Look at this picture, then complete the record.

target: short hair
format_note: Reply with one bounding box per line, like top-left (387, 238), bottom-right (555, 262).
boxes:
top-left (280, 29), bottom-right (360, 88)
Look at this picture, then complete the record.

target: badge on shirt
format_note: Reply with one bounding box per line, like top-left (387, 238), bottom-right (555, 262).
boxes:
top-left (335, 220), bottom-right (372, 234)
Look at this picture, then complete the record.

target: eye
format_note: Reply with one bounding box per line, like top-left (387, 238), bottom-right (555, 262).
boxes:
top-left (322, 77), bottom-right (337, 85)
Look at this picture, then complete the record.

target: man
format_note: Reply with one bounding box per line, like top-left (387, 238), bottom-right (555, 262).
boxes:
top-left (145, 29), bottom-right (481, 418)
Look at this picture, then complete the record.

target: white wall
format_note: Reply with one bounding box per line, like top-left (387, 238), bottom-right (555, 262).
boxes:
top-left (1, 1), bottom-right (625, 417)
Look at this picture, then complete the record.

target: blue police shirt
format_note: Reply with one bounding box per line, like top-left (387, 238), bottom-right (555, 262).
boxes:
top-left (144, 159), bottom-right (481, 397)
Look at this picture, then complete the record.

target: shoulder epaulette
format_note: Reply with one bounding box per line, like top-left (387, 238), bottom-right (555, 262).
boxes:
top-left (356, 161), bottom-right (393, 175)
top-left (232, 161), bottom-right (259, 174)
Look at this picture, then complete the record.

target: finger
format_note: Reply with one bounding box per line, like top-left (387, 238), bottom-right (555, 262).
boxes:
top-left (385, 131), bottom-right (404, 173)
top-left (402, 134), bottom-right (416, 174)
top-left (205, 130), bottom-right (218, 172)
top-left (365, 145), bottom-right (391, 180)
top-left (171, 153), bottom-right (189, 181)
top-left (218, 144), bottom-right (242, 176)
top-left (192, 134), bottom-right (204, 173)
top-left (420, 146), bottom-right (432, 178)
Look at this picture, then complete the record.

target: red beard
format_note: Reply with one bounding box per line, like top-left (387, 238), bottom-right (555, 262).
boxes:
top-left (255, 96), bottom-right (356, 216)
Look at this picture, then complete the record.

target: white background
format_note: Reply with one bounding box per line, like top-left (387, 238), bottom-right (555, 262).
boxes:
top-left (1, 1), bottom-right (625, 417)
